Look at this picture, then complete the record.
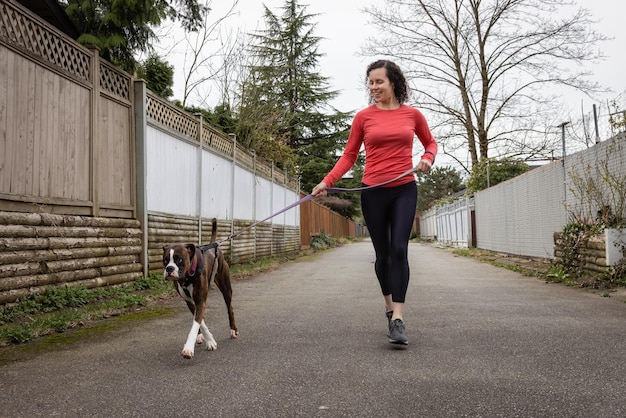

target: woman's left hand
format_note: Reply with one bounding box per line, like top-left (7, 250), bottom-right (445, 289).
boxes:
top-left (416, 158), bottom-right (432, 173)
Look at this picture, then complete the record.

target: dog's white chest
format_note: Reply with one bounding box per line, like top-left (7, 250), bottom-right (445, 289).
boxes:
top-left (176, 282), bottom-right (195, 304)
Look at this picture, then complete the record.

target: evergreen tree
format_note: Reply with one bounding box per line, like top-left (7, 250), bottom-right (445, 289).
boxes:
top-left (179, 102), bottom-right (238, 138)
top-left (239, 0), bottom-right (352, 192)
top-left (236, 66), bottom-right (297, 170)
top-left (62, 0), bottom-right (207, 72)
top-left (210, 102), bottom-right (238, 135)
top-left (137, 54), bottom-right (174, 99)
top-left (416, 166), bottom-right (466, 211)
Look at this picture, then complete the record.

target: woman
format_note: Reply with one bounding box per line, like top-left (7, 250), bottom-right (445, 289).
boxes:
top-left (311, 60), bottom-right (437, 346)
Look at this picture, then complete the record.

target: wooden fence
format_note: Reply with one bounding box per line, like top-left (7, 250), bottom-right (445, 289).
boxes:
top-left (0, 0), bottom-right (141, 304)
top-left (299, 194), bottom-right (365, 247)
top-left (0, 0), bottom-right (135, 218)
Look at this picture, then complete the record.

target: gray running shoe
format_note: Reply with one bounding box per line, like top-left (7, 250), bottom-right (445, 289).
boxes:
top-left (388, 318), bottom-right (408, 345)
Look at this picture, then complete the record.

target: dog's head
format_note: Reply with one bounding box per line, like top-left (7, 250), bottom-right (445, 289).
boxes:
top-left (162, 244), bottom-right (197, 281)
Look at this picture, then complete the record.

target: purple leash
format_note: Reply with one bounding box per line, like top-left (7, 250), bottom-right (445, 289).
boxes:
top-left (326, 166), bottom-right (418, 193)
top-left (220, 165), bottom-right (419, 244)
top-left (224, 194), bottom-right (315, 243)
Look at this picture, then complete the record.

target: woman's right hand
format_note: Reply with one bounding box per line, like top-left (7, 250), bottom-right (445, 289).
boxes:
top-left (311, 181), bottom-right (328, 197)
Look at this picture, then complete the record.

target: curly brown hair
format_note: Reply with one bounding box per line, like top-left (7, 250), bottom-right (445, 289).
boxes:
top-left (366, 60), bottom-right (410, 104)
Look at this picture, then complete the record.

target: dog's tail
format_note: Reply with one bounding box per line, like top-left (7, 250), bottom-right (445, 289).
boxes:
top-left (210, 218), bottom-right (218, 243)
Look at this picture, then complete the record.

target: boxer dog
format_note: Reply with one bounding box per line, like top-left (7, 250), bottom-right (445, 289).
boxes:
top-left (162, 218), bottom-right (238, 359)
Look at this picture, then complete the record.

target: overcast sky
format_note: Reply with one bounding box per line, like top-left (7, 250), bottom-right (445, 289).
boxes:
top-left (162, 0), bottom-right (624, 109)
top-left (157, 0), bottom-right (626, 166)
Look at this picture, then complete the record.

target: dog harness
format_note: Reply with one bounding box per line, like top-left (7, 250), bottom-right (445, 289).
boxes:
top-left (178, 250), bottom-right (203, 290)
top-left (177, 244), bottom-right (220, 295)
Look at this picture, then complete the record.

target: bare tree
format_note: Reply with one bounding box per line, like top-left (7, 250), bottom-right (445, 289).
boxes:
top-left (179, 0), bottom-right (240, 108)
top-left (362, 0), bottom-right (607, 171)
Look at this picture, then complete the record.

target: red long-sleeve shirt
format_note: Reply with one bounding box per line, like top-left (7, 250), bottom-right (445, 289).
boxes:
top-left (322, 104), bottom-right (438, 188)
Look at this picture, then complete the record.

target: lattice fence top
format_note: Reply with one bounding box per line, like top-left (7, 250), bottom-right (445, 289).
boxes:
top-left (237, 150), bottom-right (254, 171)
top-left (0, 0), bottom-right (91, 83)
top-left (100, 61), bottom-right (131, 102)
top-left (257, 164), bottom-right (272, 178)
top-left (147, 95), bottom-right (199, 140)
top-left (274, 170), bottom-right (286, 184)
top-left (286, 177), bottom-right (298, 189)
top-left (202, 126), bottom-right (233, 156)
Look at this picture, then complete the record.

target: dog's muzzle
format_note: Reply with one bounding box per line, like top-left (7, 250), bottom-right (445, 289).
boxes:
top-left (164, 264), bottom-right (180, 280)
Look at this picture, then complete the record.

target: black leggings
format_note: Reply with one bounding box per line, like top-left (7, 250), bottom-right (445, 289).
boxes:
top-left (361, 181), bottom-right (417, 303)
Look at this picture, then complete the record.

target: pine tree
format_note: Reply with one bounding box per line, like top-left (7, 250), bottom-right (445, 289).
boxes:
top-left (137, 54), bottom-right (174, 99)
top-left (416, 167), bottom-right (466, 211)
top-left (239, 0), bottom-right (352, 193)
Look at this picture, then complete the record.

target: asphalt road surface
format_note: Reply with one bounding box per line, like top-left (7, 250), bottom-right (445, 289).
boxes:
top-left (1, 241), bottom-right (625, 417)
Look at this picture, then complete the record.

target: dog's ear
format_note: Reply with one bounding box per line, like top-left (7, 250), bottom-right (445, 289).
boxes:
top-left (185, 243), bottom-right (197, 256)
top-left (162, 245), bottom-right (169, 252)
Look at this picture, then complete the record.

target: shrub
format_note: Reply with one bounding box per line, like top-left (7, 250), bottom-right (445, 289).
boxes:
top-left (310, 231), bottom-right (336, 250)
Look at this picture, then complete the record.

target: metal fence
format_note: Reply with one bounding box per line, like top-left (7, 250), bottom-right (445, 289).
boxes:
top-left (419, 132), bottom-right (626, 260)
top-left (419, 198), bottom-right (474, 248)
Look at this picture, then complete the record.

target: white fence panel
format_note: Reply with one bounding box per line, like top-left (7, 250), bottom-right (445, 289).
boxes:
top-left (202, 151), bottom-right (232, 219)
top-left (422, 134), bottom-right (625, 260)
top-left (233, 165), bottom-right (255, 220)
top-left (145, 116), bottom-right (299, 227)
top-left (146, 126), bottom-right (198, 216)
top-left (419, 206), bottom-right (437, 239)
top-left (475, 162), bottom-right (566, 258)
top-left (273, 183), bottom-right (287, 225)
top-left (285, 188), bottom-right (300, 227)
top-left (564, 137), bottom-right (626, 220)
top-left (473, 134), bottom-right (624, 259)
top-left (255, 176), bottom-right (273, 221)
top-left (433, 198), bottom-right (473, 247)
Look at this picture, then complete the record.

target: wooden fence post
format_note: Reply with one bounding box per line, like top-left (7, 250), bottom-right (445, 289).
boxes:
top-left (88, 46), bottom-right (100, 217)
top-left (133, 79), bottom-right (148, 276)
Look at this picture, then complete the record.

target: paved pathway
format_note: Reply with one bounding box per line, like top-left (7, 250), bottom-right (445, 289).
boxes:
top-left (1, 241), bottom-right (625, 417)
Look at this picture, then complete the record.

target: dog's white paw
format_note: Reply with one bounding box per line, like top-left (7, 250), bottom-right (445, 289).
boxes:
top-left (196, 334), bottom-right (204, 344)
top-left (181, 347), bottom-right (194, 359)
top-left (230, 329), bottom-right (239, 339)
top-left (206, 340), bottom-right (217, 351)
top-left (198, 325), bottom-right (217, 351)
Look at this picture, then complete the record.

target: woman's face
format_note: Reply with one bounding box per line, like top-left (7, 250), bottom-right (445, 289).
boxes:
top-left (368, 68), bottom-right (395, 104)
